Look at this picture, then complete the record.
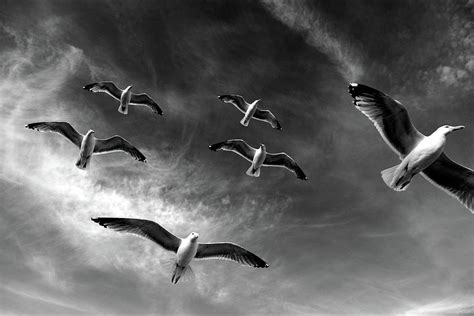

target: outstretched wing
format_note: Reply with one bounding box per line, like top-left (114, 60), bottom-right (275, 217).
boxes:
top-left (218, 95), bottom-right (249, 113)
top-left (91, 217), bottom-right (181, 252)
top-left (94, 136), bottom-right (147, 162)
top-left (253, 109), bottom-right (282, 130)
top-left (208, 139), bottom-right (256, 162)
top-left (348, 83), bottom-right (425, 158)
top-left (83, 81), bottom-right (122, 100)
top-left (130, 93), bottom-right (163, 115)
top-left (422, 154), bottom-right (474, 213)
top-left (195, 242), bottom-right (269, 268)
top-left (25, 122), bottom-right (83, 148)
top-left (263, 152), bottom-right (308, 180)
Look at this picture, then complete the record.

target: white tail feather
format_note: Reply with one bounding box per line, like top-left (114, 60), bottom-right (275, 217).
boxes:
top-left (240, 116), bottom-right (250, 126)
top-left (171, 264), bottom-right (194, 284)
top-left (381, 164), bottom-right (411, 191)
top-left (117, 104), bottom-right (128, 115)
top-left (246, 165), bottom-right (260, 177)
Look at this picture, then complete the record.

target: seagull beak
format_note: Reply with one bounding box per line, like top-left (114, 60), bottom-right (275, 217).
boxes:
top-left (451, 125), bottom-right (465, 131)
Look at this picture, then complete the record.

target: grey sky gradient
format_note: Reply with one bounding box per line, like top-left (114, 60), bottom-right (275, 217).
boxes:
top-left (0, 0), bottom-right (473, 314)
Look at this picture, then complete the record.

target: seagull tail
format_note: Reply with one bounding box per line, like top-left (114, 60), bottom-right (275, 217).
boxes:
top-left (170, 264), bottom-right (194, 284)
top-left (75, 155), bottom-right (90, 170)
top-left (117, 103), bottom-right (128, 115)
top-left (240, 115), bottom-right (251, 126)
top-left (246, 165), bottom-right (260, 177)
top-left (381, 164), bottom-right (410, 191)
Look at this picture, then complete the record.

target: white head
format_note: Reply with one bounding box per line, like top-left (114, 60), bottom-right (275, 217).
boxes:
top-left (251, 99), bottom-right (261, 106)
top-left (260, 143), bottom-right (266, 150)
top-left (436, 125), bottom-right (465, 135)
top-left (87, 129), bottom-right (95, 135)
top-left (125, 85), bottom-right (133, 92)
top-left (188, 232), bottom-right (199, 241)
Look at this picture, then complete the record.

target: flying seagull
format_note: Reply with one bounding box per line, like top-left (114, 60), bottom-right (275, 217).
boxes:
top-left (83, 81), bottom-right (163, 116)
top-left (348, 83), bottom-right (473, 213)
top-left (91, 217), bottom-right (269, 284)
top-left (209, 139), bottom-right (307, 180)
top-left (217, 95), bottom-right (282, 130)
top-left (25, 122), bottom-right (147, 169)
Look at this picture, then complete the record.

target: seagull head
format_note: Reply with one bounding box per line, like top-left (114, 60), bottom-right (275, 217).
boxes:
top-left (438, 125), bottom-right (465, 135)
top-left (88, 129), bottom-right (95, 134)
top-left (125, 85), bottom-right (133, 92)
top-left (260, 143), bottom-right (266, 149)
top-left (189, 232), bottom-right (199, 241)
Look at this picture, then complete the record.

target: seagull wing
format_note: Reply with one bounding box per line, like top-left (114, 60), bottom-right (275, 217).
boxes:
top-left (263, 152), bottom-right (308, 180)
top-left (91, 217), bottom-right (181, 252)
top-left (195, 242), bottom-right (269, 268)
top-left (348, 83), bottom-right (425, 158)
top-left (421, 154), bottom-right (474, 213)
top-left (25, 122), bottom-right (83, 148)
top-left (208, 139), bottom-right (256, 162)
top-left (94, 136), bottom-right (147, 162)
top-left (218, 95), bottom-right (249, 113)
top-left (130, 93), bottom-right (163, 115)
top-left (83, 81), bottom-right (122, 100)
top-left (253, 109), bottom-right (282, 130)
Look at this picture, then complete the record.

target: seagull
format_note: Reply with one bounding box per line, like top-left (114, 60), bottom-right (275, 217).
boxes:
top-left (91, 217), bottom-right (269, 284)
top-left (83, 81), bottom-right (163, 116)
top-left (217, 95), bottom-right (282, 130)
top-left (348, 83), bottom-right (473, 212)
top-left (209, 139), bottom-right (307, 180)
top-left (25, 122), bottom-right (147, 169)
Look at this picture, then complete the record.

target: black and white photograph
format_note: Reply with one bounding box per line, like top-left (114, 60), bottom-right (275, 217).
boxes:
top-left (0, 0), bottom-right (473, 314)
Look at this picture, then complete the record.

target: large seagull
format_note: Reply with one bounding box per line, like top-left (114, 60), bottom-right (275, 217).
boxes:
top-left (348, 83), bottom-right (473, 213)
top-left (217, 95), bottom-right (282, 130)
top-left (25, 122), bottom-right (147, 169)
top-left (209, 139), bottom-right (308, 180)
top-left (92, 217), bottom-right (269, 284)
top-left (83, 81), bottom-right (163, 116)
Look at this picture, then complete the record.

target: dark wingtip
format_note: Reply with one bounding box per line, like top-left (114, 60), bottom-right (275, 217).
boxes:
top-left (208, 144), bottom-right (217, 151)
top-left (91, 217), bottom-right (99, 223)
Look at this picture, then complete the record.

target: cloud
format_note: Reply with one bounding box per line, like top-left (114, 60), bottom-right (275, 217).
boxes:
top-left (0, 13), bottom-right (292, 313)
top-left (261, 0), bottom-right (363, 81)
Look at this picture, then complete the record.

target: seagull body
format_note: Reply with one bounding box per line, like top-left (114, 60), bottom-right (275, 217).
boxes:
top-left (83, 81), bottom-right (163, 116)
top-left (218, 95), bottom-right (282, 130)
top-left (91, 217), bottom-right (269, 284)
top-left (209, 139), bottom-right (308, 180)
top-left (25, 122), bottom-right (147, 169)
top-left (247, 144), bottom-right (266, 177)
top-left (349, 83), bottom-right (473, 212)
top-left (119, 85), bottom-right (133, 115)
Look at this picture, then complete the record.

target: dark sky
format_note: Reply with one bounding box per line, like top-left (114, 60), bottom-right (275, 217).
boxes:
top-left (0, 0), bottom-right (473, 314)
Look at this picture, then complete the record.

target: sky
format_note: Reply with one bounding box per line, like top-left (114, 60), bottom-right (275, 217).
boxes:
top-left (0, 0), bottom-right (473, 314)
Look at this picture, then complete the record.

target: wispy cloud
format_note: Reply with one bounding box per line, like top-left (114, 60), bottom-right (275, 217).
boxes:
top-left (261, 0), bottom-right (363, 81)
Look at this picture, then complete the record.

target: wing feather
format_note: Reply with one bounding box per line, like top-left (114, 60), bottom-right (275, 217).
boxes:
top-left (218, 95), bottom-right (249, 113)
top-left (208, 139), bottom-right (256, 162)
top-left (421, 154), bottom-right (474, 213)
top-left (94, 136), bottom-right (147, 162)
top-left (25, 122), bottom-right (83, 148)
top-left (83, 81), bottom-right (122, 100)
top-left (348, 83), bottom-right (425, 158)
top-left (195, 242), bottom-right (269, 268)
top-left (253, 109), bottom-right (282, 130)
top-left (91, 217), bottom-right (181, 252)
top-left (263, 152), bottom-right (308, 180)
top-left (130, 93), bottom-right (163, 115)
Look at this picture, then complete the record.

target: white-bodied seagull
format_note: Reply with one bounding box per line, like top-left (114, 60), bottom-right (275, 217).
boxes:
top-left (91, 217), bottom-right (269, 284)
top-left (348, 83), bottom-right (473, 213)
top-left (25, 122), bottom-right (147, 169)
top-left (83, 81), bottom-right (163, 115)
top-left (217, 95), bottom-right (282, 130)
top-left (209, 139), bottom-right (307, 180)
